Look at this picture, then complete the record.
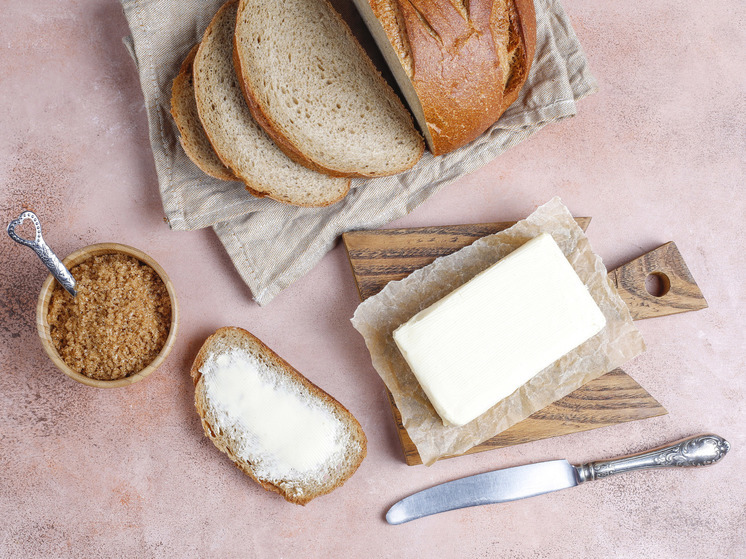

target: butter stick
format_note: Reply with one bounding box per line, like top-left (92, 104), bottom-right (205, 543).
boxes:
top-left (392, 233), bottom-right (607, 427)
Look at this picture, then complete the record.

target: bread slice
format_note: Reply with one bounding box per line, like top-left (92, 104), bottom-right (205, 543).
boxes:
top-left (193, 0), bottom-right (350, 207)
top-left (191, 327), bottom-right (367, 505)
top-left (171, 45), bottom-right (237, 181)
top-left (233, 0), bottom-right (424, 178)
top-left (351, 0), bottom-right (537, 155)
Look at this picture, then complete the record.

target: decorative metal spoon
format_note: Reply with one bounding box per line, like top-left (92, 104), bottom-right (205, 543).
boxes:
top-left (7, 210), bottom-right (77, 297)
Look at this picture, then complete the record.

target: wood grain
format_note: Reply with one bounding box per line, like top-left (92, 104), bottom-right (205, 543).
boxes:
top-left (343, 220), bottom-right (705, 465)
top-left (611, 241), bottom-right (708, 319)
top-left (388, 368), bottom-right (666, 465)
top-left (344, 219), bottom-right (591, 301)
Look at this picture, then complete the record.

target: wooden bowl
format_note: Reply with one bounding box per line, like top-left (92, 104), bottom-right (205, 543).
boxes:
top-left (36, 243), bottom-right (179, 388)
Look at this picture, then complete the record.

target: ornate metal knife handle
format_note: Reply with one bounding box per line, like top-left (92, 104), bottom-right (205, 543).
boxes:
top-left (575, 434), bottom-right (730, 483)
top-left (7, 210), bottom-right (77, 297)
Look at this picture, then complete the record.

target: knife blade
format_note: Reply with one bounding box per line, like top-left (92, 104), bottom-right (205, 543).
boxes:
top-left (386, 434), bottom-right (730, 524)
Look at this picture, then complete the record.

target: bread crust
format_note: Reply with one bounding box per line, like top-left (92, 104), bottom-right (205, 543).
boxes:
top-left (191, 327), bottom-right (367, 505)
top-left (500, 0), bottom-right (536, 112)
top-left (403, 0), bottom-right (506, 155)
top-left (170, 45), bottom-right (238, 181)
top-left (233, 0), bottom-right (423, 178)
top-left (362, 0), bottom-right (536, 156)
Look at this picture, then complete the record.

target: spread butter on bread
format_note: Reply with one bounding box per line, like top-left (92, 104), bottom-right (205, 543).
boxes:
top-left (233, 0), bottom-right (424, 178)
top-left (351, 0), bottom-right (537, 155)
top-left (192, 0), bottom-right (350, 207)
top-left (191, 327), bottom-right (367, 505)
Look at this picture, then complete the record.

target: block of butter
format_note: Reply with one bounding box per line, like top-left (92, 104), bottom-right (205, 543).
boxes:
top-left (392, 233), bottom-right (607, 427)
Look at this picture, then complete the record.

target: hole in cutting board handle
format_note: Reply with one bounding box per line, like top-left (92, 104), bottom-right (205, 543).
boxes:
top-left (645, 272), bottom-right (671, 297)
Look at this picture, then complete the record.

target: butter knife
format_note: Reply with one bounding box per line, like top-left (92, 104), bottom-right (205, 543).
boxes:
top-left (386, 434), bottom-right (729, 525)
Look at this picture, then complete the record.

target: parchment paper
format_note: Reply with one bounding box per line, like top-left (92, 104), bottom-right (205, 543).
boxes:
top-left (351, 198), bottom-right (646, 465)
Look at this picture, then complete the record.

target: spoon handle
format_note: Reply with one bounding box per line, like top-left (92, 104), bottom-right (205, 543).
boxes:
top-left (7, 211), bottom-right (77, 297)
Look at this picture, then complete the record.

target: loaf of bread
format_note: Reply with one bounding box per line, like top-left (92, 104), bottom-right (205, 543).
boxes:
top-left (192, 0), bottom-right (350, 207)
top-left (352, 0), bottom-right (537, 155)
top-left (191, 327), bottom-right (367, 505)
top-left (233, 0), bottom-right (424, 177)
top-left (170, 45), bottom-right (237, 181)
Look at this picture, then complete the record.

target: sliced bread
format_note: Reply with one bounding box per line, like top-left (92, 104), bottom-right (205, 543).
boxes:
top-left (193, 0), bottom-right (350, 207)
top-left (233, 0), bottom-right (424, 178)
top-left (351, 0), bottom-right (537, 155)
top-left (191, 327), bottom-right (367, 505)
top-left (171, 45), bottom-right (237, 181)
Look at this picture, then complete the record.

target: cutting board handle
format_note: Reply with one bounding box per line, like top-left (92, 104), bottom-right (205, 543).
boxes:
top-left (609, 242), bottom-right (707, 321)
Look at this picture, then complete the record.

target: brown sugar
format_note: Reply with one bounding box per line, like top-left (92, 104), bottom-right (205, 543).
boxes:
top-left (47, 253), bottom-right (172, 380)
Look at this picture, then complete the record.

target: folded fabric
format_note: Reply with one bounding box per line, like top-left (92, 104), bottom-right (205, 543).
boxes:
top-left (121, 0), bottom-right (597, 305)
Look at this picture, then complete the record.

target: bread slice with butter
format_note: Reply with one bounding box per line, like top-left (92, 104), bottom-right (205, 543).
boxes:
top-left (191, 327), bottom-right (367, 505)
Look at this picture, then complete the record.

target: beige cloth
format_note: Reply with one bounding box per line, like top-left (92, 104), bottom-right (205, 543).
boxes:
top-left (121, 0), bottom-right (597, 305)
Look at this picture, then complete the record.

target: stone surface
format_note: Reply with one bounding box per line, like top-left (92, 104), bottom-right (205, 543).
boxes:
top-left (1, 1), bottom-right (744, 557)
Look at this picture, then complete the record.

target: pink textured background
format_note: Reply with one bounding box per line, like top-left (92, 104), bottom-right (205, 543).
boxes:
top-left (1, 1), bottom-right (744, 557)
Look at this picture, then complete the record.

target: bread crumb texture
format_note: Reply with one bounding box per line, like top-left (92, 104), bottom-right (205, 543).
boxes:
top-left (47, 254), bottom-right (172, 380)
top-left (235, 0), bottom-right (423, 176)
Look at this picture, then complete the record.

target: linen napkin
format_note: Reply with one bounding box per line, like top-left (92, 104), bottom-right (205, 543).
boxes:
top-left (120, 0), bottom-right (597, 305)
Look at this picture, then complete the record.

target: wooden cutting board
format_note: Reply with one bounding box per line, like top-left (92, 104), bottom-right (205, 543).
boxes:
top-left (343, 219), bottom-right (708, 465)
